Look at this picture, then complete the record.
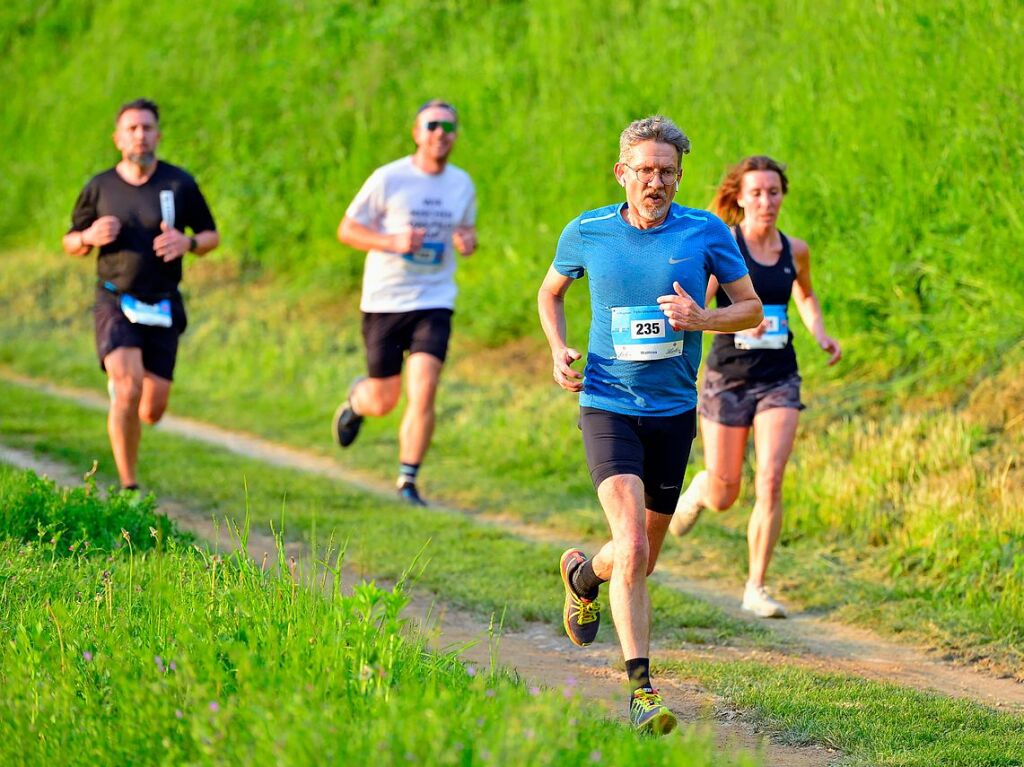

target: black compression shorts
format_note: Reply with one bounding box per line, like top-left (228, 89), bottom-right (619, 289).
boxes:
top-left (579, 406), bottom-right (697, 514)
top-left (362, 308), bottom-right (453, 378)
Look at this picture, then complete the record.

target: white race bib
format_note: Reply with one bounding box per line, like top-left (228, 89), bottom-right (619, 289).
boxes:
top-left (611, 306), bottom-right (684, 361)
top-left (402, 241), bottom-right (444, 267)
top-left (735, 304), bottom-right (788, 350)
top-left (120, 294), bottom-right (172, 328)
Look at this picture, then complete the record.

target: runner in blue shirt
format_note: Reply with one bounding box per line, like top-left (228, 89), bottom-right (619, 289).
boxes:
top-left (538, 115), bottom-right (762, 734)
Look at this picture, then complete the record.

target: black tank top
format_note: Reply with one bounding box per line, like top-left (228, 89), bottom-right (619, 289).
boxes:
top-left (706, 227), bottom-right (799, 382)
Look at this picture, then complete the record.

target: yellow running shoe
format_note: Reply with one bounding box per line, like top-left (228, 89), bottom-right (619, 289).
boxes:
top-left (630, 687), bottom-right (677, 735)
top-left (559, 548), bottom-right (600, 646)
top-left (626, 684), bottom-right (675, 733)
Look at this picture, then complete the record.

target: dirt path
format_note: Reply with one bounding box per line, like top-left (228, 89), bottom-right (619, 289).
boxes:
top-left (0, 443), bottom-right (838, 766)
top-left (8, 372), bottom-right (1021, 715)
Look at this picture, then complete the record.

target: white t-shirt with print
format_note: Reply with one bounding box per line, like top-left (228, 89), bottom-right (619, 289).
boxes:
top-left (346, 156), bottom-right (477, 313)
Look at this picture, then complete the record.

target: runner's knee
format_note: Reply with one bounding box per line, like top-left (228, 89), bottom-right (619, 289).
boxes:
top-left (405, 380), bottom-right (439, 412)
top-left (704, 472), bottom-right (741, 511)
top-left (138, 401), bottom-right (167, 424)
top-left (755, 467), bottom-right (786, 504)
top-left (111, 376), bottom-right (143, 409)
top-left (358, 379), bottom-right (401, 416)
top-left (614, 535), bottom-right (649, 578)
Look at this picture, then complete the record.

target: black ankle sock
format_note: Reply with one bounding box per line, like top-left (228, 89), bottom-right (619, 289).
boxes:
top-left (571, 558), bottom-right (606, 600)
top-left (625, 657), bottom-right (651, 693)
top-left (398, 462), bottom-right (420, 487)
top-left (123, 484), bottom-right (139, 491)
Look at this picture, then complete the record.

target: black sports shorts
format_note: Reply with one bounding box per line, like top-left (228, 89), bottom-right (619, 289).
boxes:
top-left (579, 406), bottom-right (697, 514)
top-left (94, 289), bottom-right (187, 381)
top-left (362, 308), bottom-right (453, 378)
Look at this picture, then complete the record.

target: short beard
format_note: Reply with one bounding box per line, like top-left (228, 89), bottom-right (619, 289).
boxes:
top-left (636, 198), bottom-right (668, 221)
top-left (128, 151), bottom-right (155, 166)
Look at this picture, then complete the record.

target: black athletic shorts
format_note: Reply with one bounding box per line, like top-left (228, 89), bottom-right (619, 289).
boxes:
top-left (94, 289), bottom-right (187, 381)
top-left (579, 406), bottom-right (697, 514)
top-left (362, 308), bottom-right (453, 378)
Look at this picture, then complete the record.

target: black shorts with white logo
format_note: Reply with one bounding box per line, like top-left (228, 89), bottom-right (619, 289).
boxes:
top-left (94, 288), bottom-right (187, 381)
top-left (579, 406), bottom-right (697, 514)
top-left (362, 308), bottom-right (453, 378)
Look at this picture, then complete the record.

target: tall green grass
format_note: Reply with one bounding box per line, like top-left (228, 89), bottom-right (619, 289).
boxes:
top-left (0, 466), bottom-right (750, 766)
top-left (5, 441), bottom-right (1024, 766)
top-left (1, 0), bottom-right (1023, 669)
top-left (2, 0), bottom-right (1022, 376)
top-left (0, 466), bottom-right (179, 554)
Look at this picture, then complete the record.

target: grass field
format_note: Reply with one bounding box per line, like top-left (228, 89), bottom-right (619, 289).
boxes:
top-left (0, 466), bottom-right (751, 766)
top-left (2, 0), bottom-right (1023, 762)
top-left (3, 409), bottom-right (1023, 766)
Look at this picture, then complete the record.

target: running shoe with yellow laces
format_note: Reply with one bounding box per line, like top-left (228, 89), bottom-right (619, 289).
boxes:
top-left (559, 548), bottom-right (601, 647)
top-left (630, 687), bottom-right (677, 734)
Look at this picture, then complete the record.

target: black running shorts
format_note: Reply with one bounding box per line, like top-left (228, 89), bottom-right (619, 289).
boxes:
top-left (579, 406), bottom-right (697, 514)
top-left (362, 308), bottom-right (453, 378)
top-left (94, 289), bottom-right (186, 381)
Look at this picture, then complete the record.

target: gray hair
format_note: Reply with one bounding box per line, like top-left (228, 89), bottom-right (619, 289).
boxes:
top-left (618, 115), bottom-right (691, 162)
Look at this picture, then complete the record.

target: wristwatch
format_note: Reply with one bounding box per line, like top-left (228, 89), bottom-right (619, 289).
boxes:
top-left (188, 236), bottom-right (198, 252)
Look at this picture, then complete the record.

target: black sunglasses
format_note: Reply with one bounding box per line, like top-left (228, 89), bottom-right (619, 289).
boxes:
top-left (423, 120), bottom-right (457, 134)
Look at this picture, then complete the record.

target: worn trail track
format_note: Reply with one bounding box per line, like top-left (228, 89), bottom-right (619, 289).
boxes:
top-left (4, 372), bottom-right (1024, 761)
top-left (0, 443), bottom-right (837, 766)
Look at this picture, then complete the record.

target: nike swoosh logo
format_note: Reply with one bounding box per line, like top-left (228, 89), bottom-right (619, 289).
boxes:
top-left (668, 257), bottom-right (687, 264)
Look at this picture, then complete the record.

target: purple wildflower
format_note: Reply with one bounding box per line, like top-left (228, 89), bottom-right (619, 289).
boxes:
top-left (209, 701), bottom-right (219, 713)
top-left (82, 651), bottom-right (93, 662)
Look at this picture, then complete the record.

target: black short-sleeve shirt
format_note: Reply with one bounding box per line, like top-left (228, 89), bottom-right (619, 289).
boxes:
top-left (69, 161), bottom-right (216, 297)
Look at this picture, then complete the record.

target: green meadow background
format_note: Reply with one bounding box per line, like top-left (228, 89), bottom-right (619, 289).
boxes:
top-left (2, 0), bottom-right (1023, 672)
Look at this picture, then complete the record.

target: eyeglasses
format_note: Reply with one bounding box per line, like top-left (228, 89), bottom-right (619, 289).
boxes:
top-left (422, 120), bottom-right (457, 134)
top-left (623, 164), bottom-right (680, 185)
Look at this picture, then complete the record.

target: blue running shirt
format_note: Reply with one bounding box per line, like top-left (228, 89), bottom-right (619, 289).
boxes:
top-left (553, 202), bottom-right (748, 416)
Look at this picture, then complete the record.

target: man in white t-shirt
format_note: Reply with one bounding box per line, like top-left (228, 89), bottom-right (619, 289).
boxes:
top-left (333, 100), bottom-right (478, 506)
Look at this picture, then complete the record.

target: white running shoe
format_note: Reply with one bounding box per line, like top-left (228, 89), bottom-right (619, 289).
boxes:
top-left (669, 471), bottom-right (706, 537)
top-left (742, 583), bottom-right (787, 618)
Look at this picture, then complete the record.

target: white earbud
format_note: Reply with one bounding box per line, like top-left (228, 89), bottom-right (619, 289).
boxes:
top-left (619, 177), bottom-right (626, 187)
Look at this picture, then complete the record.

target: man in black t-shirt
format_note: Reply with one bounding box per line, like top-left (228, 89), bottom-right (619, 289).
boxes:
top-left (62, 98), bottom-right (219, 492)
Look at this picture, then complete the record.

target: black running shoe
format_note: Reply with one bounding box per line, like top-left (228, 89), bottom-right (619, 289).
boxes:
top-left (397, 482), bottom-right (427, 507)
top-left (332, 377), bottom-right (366, 448)
top-left (630, 687), bottom-right (677, 735)
top-left (559, 548), bottom-right (600, 647)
